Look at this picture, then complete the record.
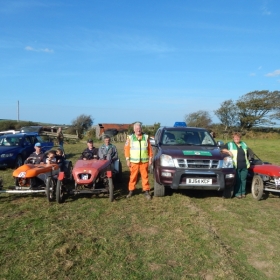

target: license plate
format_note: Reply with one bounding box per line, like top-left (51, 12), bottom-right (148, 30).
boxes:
top-left (186, 178), bottom-right (212, 185)
top-left (82, 174), bottom-right (88, 180)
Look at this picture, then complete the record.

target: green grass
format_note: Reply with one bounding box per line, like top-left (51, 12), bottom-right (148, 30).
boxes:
top-left (0, 139), bottom-right (280, 279)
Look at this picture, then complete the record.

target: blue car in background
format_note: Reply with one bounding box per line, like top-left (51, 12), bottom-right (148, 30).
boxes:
top-left (0, 133), bottom-right (53, 168)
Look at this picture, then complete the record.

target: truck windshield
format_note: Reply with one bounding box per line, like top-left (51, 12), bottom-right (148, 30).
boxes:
top-left (161, 130), bottom-right (215, 146)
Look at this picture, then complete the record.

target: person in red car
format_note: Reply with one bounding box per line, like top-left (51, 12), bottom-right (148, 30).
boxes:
top-left (80, 139), bottom-right (99, 160)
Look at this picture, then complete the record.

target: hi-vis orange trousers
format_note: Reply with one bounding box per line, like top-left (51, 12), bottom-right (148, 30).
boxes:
top-left (128, 162), bottom-right (150, 191)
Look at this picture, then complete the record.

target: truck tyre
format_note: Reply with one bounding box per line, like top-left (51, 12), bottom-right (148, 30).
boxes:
top-left (154, 180), bottom-right (165, 197)
top-left (251, 175), bottom-right (264, 200)
top-left (223, 185), bottom-right (233, 199)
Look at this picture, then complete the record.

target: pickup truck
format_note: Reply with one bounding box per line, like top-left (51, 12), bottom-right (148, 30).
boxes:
top-left (151, 126), bottom-right (235, 198)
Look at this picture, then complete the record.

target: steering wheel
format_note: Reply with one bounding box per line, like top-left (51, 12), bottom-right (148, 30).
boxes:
top-left (26, 157), bottom-right (37, 164)
top-left (82, 152), bottom-right (93, 160)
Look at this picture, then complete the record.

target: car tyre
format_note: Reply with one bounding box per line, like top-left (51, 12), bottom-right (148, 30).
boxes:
top-left (251, 175), bottom-right (264, 200)
top-left (154, 180), bottom-right (165, 197)
top-left (108, 177), bottom-right (114, 202)
top-left (46, 177), bottom-right (55, 202)
top-left (115, 161), bottom-right (122, 183)
top-left (66, 161), bottom-right (73, 181)
top-left (56, 179), bottom-right (63, 204)
top-left (14, 155), bottom-right (23, 169)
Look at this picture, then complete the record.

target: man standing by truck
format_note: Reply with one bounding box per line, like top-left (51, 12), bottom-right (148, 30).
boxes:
top-left (124, 122), bottom-right (153, 200)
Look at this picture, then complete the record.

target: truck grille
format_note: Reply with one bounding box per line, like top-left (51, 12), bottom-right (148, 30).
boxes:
top-left (175, 159), bottom-right (219, 169)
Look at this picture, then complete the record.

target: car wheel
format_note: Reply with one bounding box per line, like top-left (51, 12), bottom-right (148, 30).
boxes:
top-left (223, 185), bottom-right (233, 199)
top-left (45, 177), bottom-right (55, 202)
top-left (56, 179), bottom-right (63, 204)
top-left (14, 155), bottom-right (23, 168)
top-left (108, 177), bottom-right (114, 202)
top-left (154, 180), bottom-right (165, 197)
top-left (66, 161), bottom-right (73, 181)
top-left (251, 175), bottom-right (264, 200)
top-left (115, 161), bottom-right (122, 183)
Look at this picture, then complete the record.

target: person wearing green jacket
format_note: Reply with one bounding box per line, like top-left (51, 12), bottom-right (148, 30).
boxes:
top-left (221, 132), bottom-right (249, 198)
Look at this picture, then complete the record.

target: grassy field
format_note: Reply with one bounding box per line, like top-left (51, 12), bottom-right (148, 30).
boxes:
top-left (0, 138), bottom-right (280, 279)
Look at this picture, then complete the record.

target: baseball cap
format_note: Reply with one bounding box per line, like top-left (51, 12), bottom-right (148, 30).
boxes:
top-left (35, 142), bottom-right (41, 147)
top-left (87, 139), bottom-right (93, 143)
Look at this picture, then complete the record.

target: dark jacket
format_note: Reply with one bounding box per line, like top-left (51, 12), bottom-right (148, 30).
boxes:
top-left (80, 147), bottom-right (99, 160)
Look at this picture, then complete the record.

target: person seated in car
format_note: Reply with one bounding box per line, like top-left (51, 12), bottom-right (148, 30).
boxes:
top-left (80, 139), bottom-right (99, 160)
top-left (45, 150), bottom-right (57, 164)
top-left (98, 135), bottom-right (118, 161)
top-left (55, 148), bottom-right (65, 169)
top-left (24, 142), bottom-right (45, 164)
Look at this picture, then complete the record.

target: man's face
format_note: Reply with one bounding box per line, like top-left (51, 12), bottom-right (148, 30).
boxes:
top-left (104, 138), bottom-right (110, 145)
top-left (87, 142), bottom-right (93, 149)
top-left (134, 125), bottom-right (142, 136)
top-left (35, 146), bottom-right (41, 153)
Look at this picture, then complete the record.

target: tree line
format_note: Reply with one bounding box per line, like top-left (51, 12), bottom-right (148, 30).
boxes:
top-left (1, 91), bottom-right (279, 139)
top-left (185, 90), bottom-right (280, 131)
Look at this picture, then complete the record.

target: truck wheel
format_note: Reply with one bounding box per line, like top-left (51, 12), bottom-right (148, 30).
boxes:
top-left (46, 177), bottom-right (55, 202)
top-left (223, 185), bottom-right (233, 199)
top-left (251, 175), bottom-right (264, 200)
top-left (14, 155), bottom-right (23, 168)
top-left (56, 180), bottom-right (63, 204)
top-left (154, 180), bottom-right (165, 197)
top-left (108, 177), bottom-right (114, 202)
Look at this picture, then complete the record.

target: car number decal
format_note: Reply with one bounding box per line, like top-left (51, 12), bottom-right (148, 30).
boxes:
top-left (18, 172), bottom-right (26, 178)
top-left (183, 150), bottom-right (212, 156)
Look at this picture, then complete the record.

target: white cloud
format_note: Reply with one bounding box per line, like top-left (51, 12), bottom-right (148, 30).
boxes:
top-left (265, 70), bottom-right (280, 77)
top-left (261, 1), bottom-right (272, 15)
top-left (25, 46), bottom-right (54, 53)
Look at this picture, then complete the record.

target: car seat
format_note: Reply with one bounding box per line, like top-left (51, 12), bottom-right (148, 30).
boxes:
top-left (163, 132), bottom-right (176, 144)
top-left (186, 133), bottom-right (200, 145)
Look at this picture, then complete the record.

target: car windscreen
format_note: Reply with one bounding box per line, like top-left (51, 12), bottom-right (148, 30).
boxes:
top-left (161, 129), bottom-right (215, 146)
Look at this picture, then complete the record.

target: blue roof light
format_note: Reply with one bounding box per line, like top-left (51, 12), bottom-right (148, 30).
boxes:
top-left (174, 122), bottom-right (187, 127)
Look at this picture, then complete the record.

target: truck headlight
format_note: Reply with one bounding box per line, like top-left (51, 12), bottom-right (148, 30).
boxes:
top-left (0, 153), bottom-right (14, 158)
top-left (160, 154), bottom-right (175, 167)
top-left (220, 156), bottom-right (234, 168)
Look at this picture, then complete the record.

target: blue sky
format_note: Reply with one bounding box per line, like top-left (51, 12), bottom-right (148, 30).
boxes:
top-left (1, 0), bottom-right (279, 127)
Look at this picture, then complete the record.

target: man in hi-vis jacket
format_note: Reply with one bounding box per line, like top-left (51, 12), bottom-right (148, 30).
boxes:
top-left (124, 122), bottom-right (153, 200)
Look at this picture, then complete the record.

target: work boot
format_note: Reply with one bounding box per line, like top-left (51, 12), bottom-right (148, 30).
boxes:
top-left (126, 191), bottom-right (133, 198)
top-left (145, 191), bottom-right (151, 200)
